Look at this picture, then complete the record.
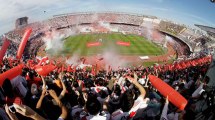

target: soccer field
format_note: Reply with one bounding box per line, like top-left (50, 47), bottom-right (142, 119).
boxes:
top-left (62, 33), bottom-right (165, 56)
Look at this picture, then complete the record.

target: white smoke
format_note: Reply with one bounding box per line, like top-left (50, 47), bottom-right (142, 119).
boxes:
top-left (163, 35), bottom-right (174, 47)
top-left (43, 30), bottom-right (65, 54)
top-left (65, 54), bottom-right (80, 66)
top-left (102, 50), bottom-right (128, 71)
top-left (42, 29), bottom-right (77, 55)
top-left (142, 21), bottom-right (153, 40)
top-left (140, 21), bottom-right (165, 43)
top-left (165, 35), bottom-right (174, 43)
top-left (98, 21), bottom-right (118, 32)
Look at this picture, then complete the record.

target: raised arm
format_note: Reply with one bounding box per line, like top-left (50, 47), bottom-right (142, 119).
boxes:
top-left (127, 73), bottom-right (146, 98)
top-left (59, 73), bottom-right (66, 98)
top-left (160, 96), bottom-right (169, 120)
top-left (36, 88), bottom-right (48, 109)
top-left (41, 76), bottom-right (46, 90)
top-left (103, 95), bottom-right (110, 111)
top-left (49, 90), bottom-right (68, 120)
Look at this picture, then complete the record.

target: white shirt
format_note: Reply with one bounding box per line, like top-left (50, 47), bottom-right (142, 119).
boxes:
top-left (111, 96), bottom-right (149, 120)
top-left (192, 83), bottom-right (204, 98)
top-left (131, 97), bottom-right (149, 119)
top-left (138, 78), bottom-right (145, 85)
top-left (80, 111), bottom-right (110, 120)
top-left (90, 87), bottom-right (108, 94)
top-left (185, 80), bottom-right (194, 89)
top-left (111, 109), bottom-right (128, 120)
top-left (117, 77), bottom-right (125, 86)
top-left (160, 102), bottom-right (179, 120)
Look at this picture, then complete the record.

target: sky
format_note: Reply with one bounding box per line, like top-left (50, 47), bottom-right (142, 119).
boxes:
top-left (0, 0), bottom-right (215, 35)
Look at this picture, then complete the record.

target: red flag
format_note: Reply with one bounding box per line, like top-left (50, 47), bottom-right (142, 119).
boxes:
top-left (57, 67), bottom-right (62, 73)
top-left (176, 63), bottom-right (182, 70)
top-left (67, 65), bottom-right (72, 72)
top-left (168, 64), bottom-right (173, 71)
top-left (91, 65), bottom-right (96, 76)
top-left (73, 66), bottom-right (77, 73)
top-left (190, 60), bottom-right (197, 66)
top-left (156, 65), bottom-right (161, 71)
top-left (202, 57), bottom-right (207, 63)
top-left (164, 65), bottom-right (169, 71)
top-left (83, 66), bottom-right (86, 72)
top-left (35, 64), bottom-right (56, 76)
top-left (185, 61), bottom-right (191, 68)
top-left (61, 65), bottom-right (65, 72)
top-left (181, 62), bottom-right (187, 69)
top-left (37, 56), bottom-right (48, 66)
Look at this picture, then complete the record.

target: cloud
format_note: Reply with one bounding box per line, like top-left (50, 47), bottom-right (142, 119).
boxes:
top-left (0, 0), bottom-right (101, 34)
top-left (0, 0), bottom-right (60, 19)
top-left (0, 0), bottom-right (65, 34)
top-left (163, 10), bottom-right (215, 27)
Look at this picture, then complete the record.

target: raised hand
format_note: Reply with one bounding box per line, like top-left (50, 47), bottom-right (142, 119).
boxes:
top-left (126, 73), bottom-right (138, 84)
top-left (165, 96), bottom-right (169, 104)
top-left (48, 89), bottom-right (62, 106)
top-left (48, 89), bottom-right (58, 98)
top-left (41, 88), bottom-right (48, 97)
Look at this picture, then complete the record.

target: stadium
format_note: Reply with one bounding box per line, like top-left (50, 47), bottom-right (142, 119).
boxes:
top-left (4, 12), bottom-right (198, 67)
top-left (0, 1), bottom-right (215, 120)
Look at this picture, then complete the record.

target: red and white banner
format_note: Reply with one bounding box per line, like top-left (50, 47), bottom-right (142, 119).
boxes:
top-left (116, 41), bottom-right (130, 46)
top-left (87, 42), bottom-right (101, 47)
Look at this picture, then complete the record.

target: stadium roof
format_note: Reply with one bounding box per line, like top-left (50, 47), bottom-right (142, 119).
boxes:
top-left (195, 24), bottom-right (215, 35)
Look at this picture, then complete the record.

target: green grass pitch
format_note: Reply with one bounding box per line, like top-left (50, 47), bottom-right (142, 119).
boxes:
top-left (62, 33), bottom-right (165, 56)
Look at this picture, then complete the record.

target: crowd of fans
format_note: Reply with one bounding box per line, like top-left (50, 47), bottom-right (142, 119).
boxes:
top-left (0, 54), bottom-right (213, 120)
top-left (159, 21), bottom-right (186, 36)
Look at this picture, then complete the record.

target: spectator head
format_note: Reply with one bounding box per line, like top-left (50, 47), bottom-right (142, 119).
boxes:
top-left (86, 98), bottom-right (101, 115)
top-left (28, 71), bottom-right (34, 80)
top-left (31, 83), bottom-right (38, 95)
top-left (120, 89), bottom-right (135, 112)
top-left (204, 76), bottom-right (210, 84)
top-left (99, 90), bottom-right (107, 99)
top-left (21, 68), bottom-right (28, 76)
top-left (2, 78), bottom-right (14, 98)
top-left (73, 81), bottom-right (79, 88)
top-left (114, 84), bottom-right (121, 96)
